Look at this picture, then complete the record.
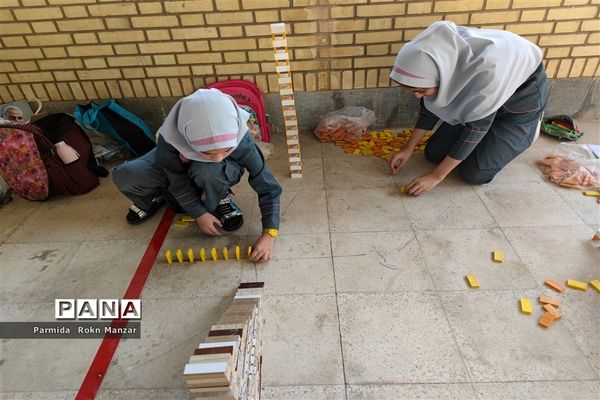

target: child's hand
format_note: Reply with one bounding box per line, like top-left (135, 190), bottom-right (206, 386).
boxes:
top-left (195, 213), bottom-right (222, 235)
top-left (388, 149), bottom-right (412, 175)
top-left (249, 234), bottom-right (274, 263)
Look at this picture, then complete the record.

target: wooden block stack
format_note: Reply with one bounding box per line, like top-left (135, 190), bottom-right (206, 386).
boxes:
top-left (270, 22), bottom-right (302, 179)
top-left (183, 282), bottom-right (264, 400)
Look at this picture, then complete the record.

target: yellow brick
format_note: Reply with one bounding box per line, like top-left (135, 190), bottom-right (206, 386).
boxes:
top-left (77, 69), bottom-right (122, 80)
top-left (367, 44), bottom-right (390, 55)
top-left (47, 0), bottom-right (95, 4)
top-left (304, 72), bottom-right (316, 91)
top-left (31, 22), bottom-right (57, 33)
top-left (115, 44), bottom-right (139, 55)
top-left (434, 0), bottom-right (483, 12)
top-left (107, 56), bottom-right (153, 67)
top-left (471, 11), bottom-right (520, 24)
top-left (93, 81), bottom-right (110, 99)
top-left (139, 42), bottom-right (185, 54)
top-left (403, 29), bottom-right (422, 41)
top-left (27, 34), bottom-right (72, 46)
top-left (368, 18), bottom-right (393, 30)
top-left (179, 14), bottom-right (206, 26)
top-left (186, 41), bottom-right (210, 52)
top-left (122, 68), bottom-right (145, 79)
top-left (218, 26), bottom-right (242, 37)
top-left (216, 0), bottom-right (241, 10)
top-left (355, 55), bottom-right (395, 68)
top-left (224, 51), bottom-right (247, 62)
top-left (53, 71), bottom-right (77, 81)
top-left (0, 48), bottom-right (43, 60)
top-left (357, 3), bottom-right (405, 16)
top-left (366, 68), bottom-right (378, 88)
top-left (0, 10), bottom-right (13, 22)
top-left (248, 49), bottom-right (275, 61)
top-left (155, 78), bottom-right (171, 97)
top-left (354, 69), bottom-right (365, 89)
top-left (211, 38), bottom-right (256, 51)
top-left (555, 21), bottom-right (581, 33)
top-left (205, 11), bottom-right (254, 25)
top-left (407, 1), bottom-right (432, 14)
top-left (570, 58), bottom-right (587, 77)
top-left (13, 61), bottom-right (37, 71)
top-left (321, 19), bottom-right (366, 32)
top-left (241, 0), bottom-right (289, 9)
top-left (281, 8), bottom-right (326, 21)
top-left (38, 58), bottom-right (83, 70)
top-left (119, 81), bottom-right (134, 98)
top-left (43, 47), bottom-right (67, 58)
top-left (1, 23), bottom-right (32, 34)
top-left (68, 45), bottom-right (113, 57)
top-left (582, 20), bottom-right (600, 31)
top-left (288, 59), bottom-right (325, 71)
top-left (105, 17), bottom-right (131, 30)
top-left (589, 31), bottom-right (600, 44)
top-left (131, 80), bottom-right (146, 97)
top-left (520, 9), bottom-right (546, 22)
top-left (331, 33), bottom-right (354, 45)
top-left (14, 7), bottom-right (63, 20)
top-left (69, 82), bottom-right (86, 100)
top-left (191, 65), bottom-right (215, 75)
top-left (164, 1), bottom-right (214, 12)
top-left (0, 63), bottom-right (15, 73)
top-left (572, 45), bottom-right (600, 57)
top-left (293, 22), bottom-right (318, 34)
top-left (153, 54), bottom-right (176, 65)
top-left (138, 2), bottom-right (163, 14)
top-left (146, 30), bottom-right (171, 41)
top-left (10, 72), bottom-right (53, 83)
top-left (356, 30), bottom-right (397, 44)
top-left (545, 47), bottom-right (571, 58)
top-left (515, 0), bottom-right (562, 6)
top-left (547, 7), bottom-right (598, 20)
top-left (63, 6), bottom-right (88, 18)
top-left (32, 83), bottom-right (48, 99)
top-left (57, 82), bottom-right (74, 100)
top-left (180, 77), bottom-right (194, 94)
top-left (177, 53), bottom-right (223, 64)
top-left (321, 46), bottom-right (364, 58)
top-left (583, 58), bottom-right (599, 76)
top-left (88, 3), bottom-right (137, 16)
top-left (255, 10), bottom-right (279, 22)
top-left (74, 33), bottom-right (98, 44)
top-left (99, 31), bottom-right (145, 43)
top-left (563, 0), bottom-right (589, 4)
top-left (84, 58), bottom-right (107, 69)
top-left (539, 34), bottom-right (587, 46)
top-left (331, 70), bottom-right (342, 90)
top-left (446, 14), bottom-right (470, 25)
top-left (246, 24), bottom-right (275, 37)
top-left (145, 66), bottom-right (191, 77)
top-left (171, 27), bottom-right (218, 40)
top-left (107, 80), bottom-right (123, 98)
top-left (506, 22), bottom-right (554, 35)
top-left (43, 83), bottom-right (60, 101)
top-left (394, 15), bottom-right (440, 29)
top-left (57, 19), bottom-right (105, 31)
top-left (331, 6), bottom-right (354, 18)
top-left (3, 37), bottom-right (27, 47)
top-left (131, 16), bottom-right (178, 28)
top-left (485, 0), bottom-right (510, 8)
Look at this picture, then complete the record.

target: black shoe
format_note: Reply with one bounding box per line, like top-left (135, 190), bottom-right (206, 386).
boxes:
top-left (126, 199), bottom-right (165, 225)
top-left (214, 195), bottom-right (243, 231)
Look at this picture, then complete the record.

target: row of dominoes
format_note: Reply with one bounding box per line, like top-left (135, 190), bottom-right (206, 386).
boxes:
top-left (183, 282), bottom-right (264, 399)
top-left (164, 246), bottom-right (252, 264)
top-left (271, 22), bottom-right (302, 179)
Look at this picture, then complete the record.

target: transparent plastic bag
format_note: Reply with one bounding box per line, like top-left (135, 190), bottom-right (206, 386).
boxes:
top-left (314, 106), bottom-right (376, 142)
top-left (537, 143), bottom-right (600, 189)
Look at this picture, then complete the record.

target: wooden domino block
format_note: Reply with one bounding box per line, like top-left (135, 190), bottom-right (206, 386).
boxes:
top-left (492, 250), bottom-right (503, 263)
top-left (542, 304), bottom-right (562, 319)
top-left (538, 312), bottom-right (556, 329)
top-left (465, 275), bottom-right (480, 288)
top-left (590, 280), bottom-right (600, 293)
top-left (566, 279), bottom-right (587, 291)
top-left (399, 186), bottom-right (407, 193)
top-left (538, 296), bottom-right (560, 307)
top-left (519, 298), bottom-right (532, 314)
top-left (544, 279), bottom-right (565, 292)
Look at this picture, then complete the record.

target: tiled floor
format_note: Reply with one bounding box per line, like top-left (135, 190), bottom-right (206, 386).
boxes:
top-left (0, 121), bottom-right (599, 400)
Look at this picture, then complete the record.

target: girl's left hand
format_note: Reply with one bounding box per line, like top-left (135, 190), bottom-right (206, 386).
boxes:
top-left (249, 234), bottom-right (274, 263)
top-left (407, 172), bottom-right (443, 196)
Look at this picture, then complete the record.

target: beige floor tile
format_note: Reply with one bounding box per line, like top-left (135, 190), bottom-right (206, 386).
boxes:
top-left (272, 233), bottom-right (332, 259)
top-left (0, 392), bottom-right (76, 400)
top-left (270, 157), bottom-right (326, 192)
top-left (280, 190), bottom-right (329, 234)
top-left (324, 154), bottom-right (393, 190)
top-left (331, 231), bottom-right (433, 292)
top-left (473, 380), bottom-right (600, 400)
top-left (338, 292), bottom-right (470, 384)
top-left (96, 389), bottom-right (190, 400)
top-left (262, 384), bottom-right (346, 400)
top-left (554, 185), bottom-right (600, 225)
top-left (347, 383), bottom-right (478, 400)
top-left (261, 294), bottom-right (344, 386)
top-left (440, 290), bottom-right (598, 382)
top-left (417, 228), bottom-right (537, 290)
top-left (0, 197), bottom-right (36, 244)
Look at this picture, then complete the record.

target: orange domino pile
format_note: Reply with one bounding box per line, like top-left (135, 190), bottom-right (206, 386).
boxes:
top-left (315, 128), bottom-right (431, 160)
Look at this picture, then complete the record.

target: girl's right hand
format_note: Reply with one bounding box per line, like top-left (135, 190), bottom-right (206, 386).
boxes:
top-left (388, 149), bottom-right (412, 175)
top-left (195, 212), bottom-right (222, 236)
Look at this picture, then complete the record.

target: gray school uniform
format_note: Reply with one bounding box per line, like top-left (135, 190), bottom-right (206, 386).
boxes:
top-left (112, 131), bottom-right (282, 229)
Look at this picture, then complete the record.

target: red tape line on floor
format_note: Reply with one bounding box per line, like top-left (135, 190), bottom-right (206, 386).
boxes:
top-left (75, 208), bottom-right (175, 400)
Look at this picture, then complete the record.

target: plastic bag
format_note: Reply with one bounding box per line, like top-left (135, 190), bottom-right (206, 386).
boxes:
top-left (537, 143), bottom-right (600, 189)
top-left (314, 106), bottom-right (376, 142)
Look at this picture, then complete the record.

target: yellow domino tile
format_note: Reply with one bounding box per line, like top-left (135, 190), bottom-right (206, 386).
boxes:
top-left (582, 190), bottom-right (600, 196)
top-left (223, 247), bottom-right (229, 261)
top-left (165, 249), bottom-right (173, 265)
top-left (199, 248), bottom-right (206, 262)
top-left (210, 247), bottom-right (218, 262)
top-left (590, 280), bottom-right (600, 293)
top-left (187, 248), bottom-right (194, 263)
top-left (519, 298), bottom-right (532, 314)
top-left (235, 245), bottom-right (241, 260)
top-left (466, 275), bottom-right (480, 288)
top-left (566, 279), bottom-right (587, 291)
top-left (180, 215), bottom-right (195, 222)
top-left (175, 249), bottom-right (183, 263)
top-left (492, 250), bottom-right (503, 263)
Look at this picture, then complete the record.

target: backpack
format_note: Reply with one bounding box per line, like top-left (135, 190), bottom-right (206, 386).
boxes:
top-left (73, 99), bottom-right (155, 157)
top-left (206, 80), bottom-right (271, 142)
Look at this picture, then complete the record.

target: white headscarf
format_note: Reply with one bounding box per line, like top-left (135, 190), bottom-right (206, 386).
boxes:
top-left (390, 21), bottom-right (543, 125)
top-left (158, 88), bottom-right (250, 162)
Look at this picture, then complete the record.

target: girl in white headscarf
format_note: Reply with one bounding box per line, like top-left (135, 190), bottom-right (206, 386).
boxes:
top-left (389, 21), bottom-right (549, 195)
top-left (113, 89), bottom-right (282, 262)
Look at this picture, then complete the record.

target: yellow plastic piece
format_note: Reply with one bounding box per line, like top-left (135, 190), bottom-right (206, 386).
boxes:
top-left (223, 247), bottom-right (229, 261)
top-left (174, 220), bottom-right (189, 227)
top-left (180, 215), bottom-right (195, 222)
top-left (492, 250), bottom-right (503, 263)
top-left (566, 279), bottom-right (587, 291)
top-left (519, 298), bottom-right (532, 315)
top-left (247, 245), bottom-right (252, 258)
top-left (211, 247), bottom-right (218, 261)
top-left (187, 248), bottom-right (194, 263)
top-left (590, 280), bottom-right (600, 293)
top-left (199, 248), bottom-right (206, 262)
top-left (235, 245), bottom-right (241, 260)
top-left (399, 186), bottom-right (407, 193)
top-left (466, 275), bottom-right (480, 288)
top-left (165, 249), bottom-right (173, 265)
top-left (582, 190), bottom-right (600, 196)
top-left (175, 249), bottom-right (183, 264)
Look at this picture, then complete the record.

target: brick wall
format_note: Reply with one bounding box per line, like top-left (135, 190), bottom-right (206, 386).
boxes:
top-left (0, 0), bottom-right (598, 103)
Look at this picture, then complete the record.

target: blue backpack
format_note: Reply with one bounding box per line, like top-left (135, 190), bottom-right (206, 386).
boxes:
top-left (73, 100), bottom-right (155, 157)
